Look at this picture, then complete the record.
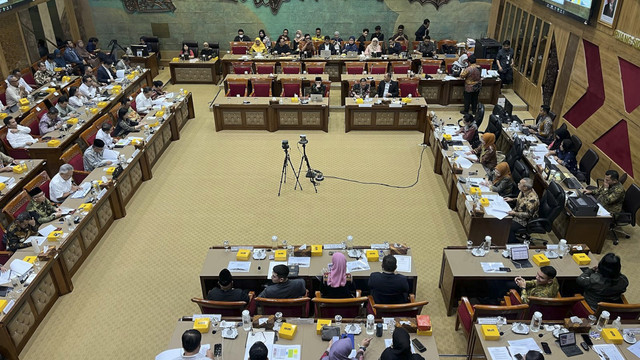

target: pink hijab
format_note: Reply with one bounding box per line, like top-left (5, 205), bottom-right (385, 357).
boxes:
top-left (327, 252), bottom-right (347, 288)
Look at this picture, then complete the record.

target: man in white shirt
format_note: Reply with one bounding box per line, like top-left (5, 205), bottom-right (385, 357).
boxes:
top-left (79, 75), bottom-right (97, 99)
top-left (4, 69), bottom-right (33, 93)
top-left (156, 329), bottom-right (213, 359)
top-left (135, 87), bottom-right (154, 114)
top-left (96, 123), bottom-right (114, 149)
top-left (3, 117), bottom-right (35, 148)
top-left (0, 100), bottom-right (5, 112)
top-left (49, 164), bottom-right (81, 203)
top-left (45, 54), bottom-right (56, 72)
top-left (5, 75), bottom-right (27, 107)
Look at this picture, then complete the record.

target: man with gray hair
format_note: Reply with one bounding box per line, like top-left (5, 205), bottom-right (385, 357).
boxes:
top-left (49, 164), bottom-right (82, 202)
top-left (95, 122), bottom-right (114, 149)
top-left (504, 177), bottom-right (539, 243)
top-left (5, 75), bottom-right (27, 107)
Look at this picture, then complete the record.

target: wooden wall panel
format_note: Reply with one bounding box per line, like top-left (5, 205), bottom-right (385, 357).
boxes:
top-left (616, 0), bottom-right (640, 38)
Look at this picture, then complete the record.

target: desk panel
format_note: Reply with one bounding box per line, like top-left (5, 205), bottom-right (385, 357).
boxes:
top-left (170, 60), bottom-right (218, 84)
top-left (344, 98), bottom-right (427, 132)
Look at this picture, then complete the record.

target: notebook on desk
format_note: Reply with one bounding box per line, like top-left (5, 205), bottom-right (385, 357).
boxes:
top-left (558, 332), bottom-right (583, 357)
top-left (346, 51), bottom-right (358, 57)
top-left (510, 245), bottom-right (533, 268)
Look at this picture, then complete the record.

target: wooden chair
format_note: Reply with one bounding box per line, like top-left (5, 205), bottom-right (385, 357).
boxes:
top-left (23, 170), bottom-right (52, 201)
top-left (367, 294), bottom-right (428, 318)
top-left (225, 78), bottom-right (248, 97)
top-left (80, 124), bottom-right (99, 148)
top-left (232, 61), bottom-right (253, 75)
top-left (0, 223), bottom-right (12, 265)
top-left (421, 59), bottom-right (441, 75)
top-left (94, 113), bottom-right (112, 130)
top-left (0, 127), bottom-right (30, 159)
top-left (345, 62), bottom-right (365, 75)
top-left (250, 78), bottom-right (273, 97)
top-left (397, 77), bottom-right (421, 97)
top-left (60, 144), bottom-right (90, 184)
top-left (191, 292), bottom-right (255, 317)
top-left (33, 103), bottom-right (49, 120)
top-left (45, 90), bottom-right (62, 107)
top-left (2, 190), bottom-right (30, 222)
top-left (255, 62), bottom-right (276, 75)
top-left (506, 289), bottom-right (584, 320)
top-left (321, 81), bottom-right (331, 97)
top-left (229, 42), bottom-right (251, 54)
top-left (572, 295), bottom-right (640, 320)
top-left (281, 62), bottom-right (301, 74)
top-left (397, 40), bottom-right (408, 52)
top-left (20, 111), bottom-right (41, 136)
top-left (444, 57), bottom-right (457, 73)
top-left (20, 67), bottom-right (36, 88)
top-left (312, 290), bottom-right (367, 318)
top-left (280, 78), bottom-right (302, 97)
top-left (254, 292), bottom-right (311, 317)
top-left (477, 59), bottom-right (494, 70)
top-left (109, 103), bottom-right (122, 122)
top-left (305, 62), bottom-right (326, 75)
top-left (411, 41), bottom-right (421, 52)
top-left (368, 62), bottom-right (389, 75)
top-left (391, 61), bottom-right (412, 75)
top-left (437, 39), bottom-right (457, 54)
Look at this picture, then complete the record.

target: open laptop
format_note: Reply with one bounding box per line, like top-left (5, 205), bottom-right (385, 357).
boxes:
top-left (510, 245), bottom-right (533, 268)
top-left (320, 50), bottom-right (332, 58)
top-left (346, 51), bottom-right (358, 57)
top-left (558, 332), bottom-right (583, 357)
top-left (310, 94), bottom-right (323, 102)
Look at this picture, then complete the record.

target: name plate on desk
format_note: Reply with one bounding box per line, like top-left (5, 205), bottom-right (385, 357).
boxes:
top-left (358, 104), bottom-right (372, 108)
top-left (389, 103), bottom-right (403, 108)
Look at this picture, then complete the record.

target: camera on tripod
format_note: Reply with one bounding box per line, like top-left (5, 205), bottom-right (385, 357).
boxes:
top-left (298, 134), bottom-right (308, 145)
top-left (282, 139), bottom-right (289, 150)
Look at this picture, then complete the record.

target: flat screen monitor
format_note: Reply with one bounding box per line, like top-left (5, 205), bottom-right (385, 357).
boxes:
top-left (534, 0), bottom-right (595, 24)
top-left (130, 45), bottom-right (149, 57)
top-left (504, 98), bottom-right (513, 118)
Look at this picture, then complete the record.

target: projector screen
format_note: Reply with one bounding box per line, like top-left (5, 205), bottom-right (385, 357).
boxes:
top-left (535, 0), bottom-right (595, 23)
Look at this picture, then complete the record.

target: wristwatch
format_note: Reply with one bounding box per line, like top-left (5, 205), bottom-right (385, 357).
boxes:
top-left (359, 346), bottom-right (367, 352)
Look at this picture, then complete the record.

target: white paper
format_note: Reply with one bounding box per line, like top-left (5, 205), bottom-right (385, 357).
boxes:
top-left (597, 204), bottom-right (611, 217)
top-left (507, 338), bottom-right (541, 353)
top-left (193, 314), bottom-right (222, 322)
top-left (346, 258), bottom-right (370, 273)
top-left (2, 299), bottom-right (15, 314)
top-left (227, 261), bottom-right (251, 272)
top-left (456, 157), bottom-right (474, 169)
top-left (244, 332), bottom-right (275, 360)
top-left (468, 178), bottom-right (491, 193)
top-left (627, 340), bottom-right (640, 359)
top-left (26, 236), bottom-right (46, 247)
top-left (38, 224), bottom-right (57, 237)
top-left (9, 259), bottom-right (33, 276)
top-left (287, 257), bottom-right (310, 268)
top-left (115, 138), bottom-right (131, 147)
top-left (481, 262), bottom-right (505, 273)
top-left (385, 338), bottom-right (416, 353)
top-left (156, 344), bottom-right (210, 360)
top-left (593, 344), bottom-right (624, 360)
top-left (103, 149), bottom-right (120, 161)
top-left (0, 270), bottom-right (10, 284)
top-left (324, 243), bottom-right (345, 250)
top-left (395, 255), bottom-right (412, 273)
top-left (272, 344), bottom-right (301, 360)
top-left (477, 317), bottom-right (499, 324)
top-left (0, 176), bottom-right (10, 183)
top-left (267, 261), bottom-right (287, 279)
top-left (72, 182), bottom-right (91, 198)
top-left (487, 347), bottom-right (512, 360)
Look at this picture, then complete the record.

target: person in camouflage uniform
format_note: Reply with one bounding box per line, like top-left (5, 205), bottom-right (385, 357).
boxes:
top-left (26, 187), bottom-right (63, 225)
top-left (3, 212), bottom-right (38, 252)
top-left (514, 266), bottom-right (559, 303)
top-left (505, 178), bottom-right (539, 243)
top-left (584, 170), bottom-right (625, 213)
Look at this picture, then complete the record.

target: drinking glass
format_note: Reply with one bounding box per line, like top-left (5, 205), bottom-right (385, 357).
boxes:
top-left (271, 236), bottom-right (278, 250)
top-left (281, 239), bottom-right (287, 249)
top-left (223, 240), bottom-right (230, 252)
top-left (588, 315), bottom-right (597, 327)
top-left (334, 315), bottom-right (342, 326)
top-left (467, 240), bottom-right (473, 252)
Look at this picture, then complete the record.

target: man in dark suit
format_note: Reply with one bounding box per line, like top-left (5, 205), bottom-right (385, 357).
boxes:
top-left (603, 0), bottom-right (616, 17)
top-left (96, 59), bottom-right (116, 85)
top-left (317, 36), bottom-right (337, 55)
top-left (234, 29), bottom-right (251, 42)
top-left (206, 269), bottom-right (250, 302)
top-left (350, 78), bottom-right (371, 98)
top-left (376, 72), bottom-right (399, 98)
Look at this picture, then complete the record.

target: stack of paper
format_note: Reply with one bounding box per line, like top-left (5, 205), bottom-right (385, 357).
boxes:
top-left (483, 195), bottom-right (512, 220)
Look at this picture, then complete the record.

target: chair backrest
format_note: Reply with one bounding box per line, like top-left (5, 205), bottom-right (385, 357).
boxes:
top-left (191, 296), bottom-right (251, 317)
top-left (0, 127), bottom-right (29, 159)
top-left (20, 111), bottom-right (41, 136)
top-left (80, 124), bottom-right (99, 148)
top-left (505, 136), bottom-right (523, 170)
top-left (312, 291), bottom-right (367, 318)
top-left (94, 113), bottom-right (112, 130)
top-left (397, 77), bottom-right (420, 97)
top-left (420, 59), bottom-right (441, 75)
top-left (622, 184), bottom-right (640, 226)
top-left (487, 115), bottom-right (502, 139)
top-left (23, 170), bottom-right (52, 201)
top-left (322, 81), bottom-right (331, 97)
top-left (619, 173), bottom-right (628, 185)
top-left (458, 297), bottom-right (528, 334)
top-left (397, 40), bottom-right (408, 52)
top-left (33, 103), bottom-right (49, 120)
top-left (368, 62), bottom-right (388, 75)
top-left (595, 301), bottom-right (640, 320)
top-left (508, 290), bottom-right (583, 320)
top-left (109, 103), bottom-right (122, 122)
top-left (345, 62), bottom-right (365, 75)
top-left (578, 149), bottom-right (599, 185)
top-left (571, 135), bottom-right (582, 153)
top-left (305, 62), bottom-right (326, 74)
top-left (255, 63), bottom-right (276, 75)
top-left (476, 59), bottom-right (494, 70)
top-left (281, 79), bottom-right (302, 97)
top-left (2, 190), bottom-right (30, 222)
top-left (230, 42), bottom-right (250, 54)
top-left (21, 69), bottom-right (35, 87)
top-left (391, 61), bottom-right (412, 75)
top-left (232, 61), bottom-right (253, 74)
top-left (437, 39), bottom-right (457, 53)
top-left (250, 78), bottom-right (272, 97)
top-left (475, 103), bottom-right (485, 128)
top-left (557, 122), bottom-right (567, 132)
top-left (254, 296), bottom-right (310, 317)
top-left (281, 62), bottom-right (301, 74)
top-left (60, 144), bottom-right (85, 171)
top-left (512, 159), bottom-right (530, 186)
top-left (226, 79), bottom-right (248, 97)
top-left (539, 181), bottom-right (566, 226)
top-left (369, 296), bottom-right (428, 318)
top-left (45, 90), bottom-right (62, 107)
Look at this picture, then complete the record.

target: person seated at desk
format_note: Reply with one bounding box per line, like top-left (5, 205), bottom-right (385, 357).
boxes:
top-left (451, 52), bottom-right (470, 77)
top-left (528, 105), bottom-right (553, 144)
top-left (552, 139), bottom-right (578, 176)
top-left (297, 36), bottom-right (315, 58)
top-left (482, 162), bottom-right (515, 197)
top-left (84, 65), bottom-right (99, 85)
top-left (364, 38), bottom-right (382, 56)
top-left (278, 28), bottom-right (290, 43)
top-left (371, 25), bottom-right (385, 41)
top-left (547, 128), bottom-right (570, 152)
top-left (310, 77), bottom-right (326, 96)
top-left (96, 123), bottom-right (115, 149)
top-left (135, 86), bottom-right (154, 114)
top-left (318, 36), bottom-right (337, 55)
top-left (207, 268), bottom-right (250, 302)
top-left (50, 164), bottom-right (81, 203)
top-left (380, 327), bottom-right (425, 360)
top-left (3, 212), bottom-right (38, 252)
top-left (175, 329), bottom-right (214, 359)
top-left (4, 117), bottom-right (35, 148)
top-left (138, 37), bottom-right (152, 52)
top-left (455, 114), bottom-right (478, 144)
top-left (332, 31), bottom-right (343, 45)
top-left (386, 38), bottom-right (402, 55)
top-left (113, 107), bottom-right (144, 137)
top-left (321, 337), bottom-right (372, 360)
top-left (342, 36), bottom-right (359, 54)
top-left (312, 27), bottom-right (324, 42)
top-left (120, 96), bottom-right (142, 122)
top-left (68, 86), bottom-right (86, 108)
top-left (180, 44), bottom-right (195, 59)
top-left (258, 29), bottom-right (271, 48)
top-left (5, 69), bottom-right (34, 93)
top-left (291, 30), bottom-right (303, 51)
top-left (258, 264), bottom-right (306, 298)
top-left (505, 178), bottom-right (539, 244)
top-left (152, 80), bottom-right (166, 100)
top-left (34, 61), bottom-right (55, 86)
top-left (414, 36), bottom-right (436, 58)
top-left (39, 107), bottom-right (63, 135)
top-left (234, 29), bottom-right (251, 42)
top-left (249, 341), bottom-right (268, 360)
top-left (53, 49), bottom-right (68, 69)
top-left (466, 133), bottom-right (497, 171)
top-left (0, 151), bottom-right (17, 172)
top-left (83, 138), bottom-right (113, 172)
top-left (63, 40), bottom-right (86, 73)
top-left (27, 187), bottom-right (63, 225)
top-left (76, 39), bottom-right (99, 68)
top-left (272, 37), bottom-right (292, 55)
top-left (390, 25), bottom-right (409, 42)
top-left (583, 170), bottom-right (625, 213)
top-left (79, 75), bottom-right (98, 99)
top-left (55, 96), bottom-right (77, 118)
top-left (376, 73), bottom-right (399, 98)
top-left (514, 266), bottom-right (559, 303)
top-left (350, 78), bottom-right (371, 99)
top-left (368, 254), bottom-right (409, 304)
top-left (357, 28), bottom-right (369, 53)
top-left (116, 55), bottom-right (131, 71)
top-left (200, 42), bottom-right (216, 60)
top-left (577, 253), bottom-right (628, 311)
top-left (249, 38), bottom-right (267, 55)
top-left (5, 75), bottom-right (28, 108)
top-left (45, 54), bottom-right (57, 72)
top-left (321, 252), bottom-right (355, 298)
top-left (87, 37), bottom-right (100, 53)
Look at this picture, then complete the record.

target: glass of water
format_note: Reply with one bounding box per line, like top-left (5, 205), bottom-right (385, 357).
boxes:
top-left (467, 240), bottom-right (473, 252)
top-left (334, 315), bottom-right (342, 326)
top-left (223, 240), bottom-right (230, 252)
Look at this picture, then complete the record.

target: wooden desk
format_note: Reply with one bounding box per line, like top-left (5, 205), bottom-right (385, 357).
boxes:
top-left (170, 59), bottom-right (218, 84)
top-left (424, 74), bottom-right (502, 106)
top-left (129, 52), bottom-right (159, 78)
top-left (199, 247), bottom-right (417, 298)
top-left (164, 317), bottom-right (438, 359)
top-left (344, 98), bottom-right (427, 132)
top-left (439, 248), bottom-right (597, 316)
top-left (3, 77), bottom-right (79, 121)
top-left (0, 159), bottom-right (45, 224)
top-left (340, 74), bottom-right (386, 106)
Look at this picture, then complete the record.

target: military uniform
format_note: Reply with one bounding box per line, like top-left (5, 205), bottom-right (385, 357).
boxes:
top-left (26, 198), bottom-right (58, 224)
top-left (592, 182), bottom-right (625, 213)
top-left (3, 221), bottom-right (38, 251)
top-left (521, 278), bottom-right (559, 303)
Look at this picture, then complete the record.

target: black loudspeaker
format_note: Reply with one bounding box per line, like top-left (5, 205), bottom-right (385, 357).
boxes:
top-left (474, 38), bottom-right (501, 61)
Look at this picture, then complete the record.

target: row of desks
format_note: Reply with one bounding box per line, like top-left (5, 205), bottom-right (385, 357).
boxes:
top-left (0, 92), bottom-right (194, 359)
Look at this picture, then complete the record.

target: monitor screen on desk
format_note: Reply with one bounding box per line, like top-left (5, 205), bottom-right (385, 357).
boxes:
top-left (504, 98), bottom-right (513, 119)
top-left (510, 245), bottom-right (529, 261)
top-left (130, 45), bottom-right (149, 57)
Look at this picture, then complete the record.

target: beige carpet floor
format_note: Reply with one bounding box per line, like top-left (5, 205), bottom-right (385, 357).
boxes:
top-left (19, 70), bottom-right (640, 359)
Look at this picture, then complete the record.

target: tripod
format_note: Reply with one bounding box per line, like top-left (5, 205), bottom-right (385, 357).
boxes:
top-left (295, 142), bottom-right (318, 193)
top-left (278, 147), bottom-right (302, 196)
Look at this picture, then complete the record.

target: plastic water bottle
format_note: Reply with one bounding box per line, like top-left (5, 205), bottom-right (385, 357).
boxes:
top-left (596, 310), bottom-right (610, 331)
top-left (271, 236), bottom-right (278, 250)
top-left (242, 310), bottom-right (252, 332)
top-left (559, 239), bottom-right (569, 258)
top-left (484, 236), bottom-right (492, 250)
top-left (530, 311), bottom-right (542, 332)
top-left (612, 316), bottom-right (622, 331)
top-left (366, 314), bottom-right (375, 335)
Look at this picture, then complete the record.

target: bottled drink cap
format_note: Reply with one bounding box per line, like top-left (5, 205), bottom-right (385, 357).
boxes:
top-left (534, 311), bottom-right (542, 318)
top-left (602, 311), bottom-right (610, 318)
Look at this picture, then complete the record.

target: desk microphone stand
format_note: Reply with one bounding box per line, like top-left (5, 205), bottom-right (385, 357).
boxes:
top-left (278, 146), bottom-right (302, 196)
top-left (295, 139), bottom-right (318, 193)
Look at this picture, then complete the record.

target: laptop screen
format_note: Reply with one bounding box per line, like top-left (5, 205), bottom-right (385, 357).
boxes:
top-left (504, 98), bottom-right (513, 118)
top-left (559, 332), bottom-right (576, 346)
top-left (510, 245), bottom-right (529, 261)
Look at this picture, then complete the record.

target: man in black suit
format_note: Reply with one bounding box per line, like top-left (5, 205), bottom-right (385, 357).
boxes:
top-left (206, 269), bottom-right (250, 302)
top-left (376, 72), bottom-right (399, 98)
top-left (603, 0), bottom-right (616, 17)
top-left (415, 18), bottom-right (430, 41)
top-left (234, 29), bottom-right (251, 42)
top-left (96, 58), bottom-right (116, 85)
top-left (317, 36), bottom-right (337, 55)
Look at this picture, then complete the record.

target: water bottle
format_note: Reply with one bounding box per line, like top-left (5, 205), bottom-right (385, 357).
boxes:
top-left (242, 310), bottom-right (252, 331)
top-left (271, 235), bottom-right (278, 250)
top-left (366, 314), bottom-right (375, 335)
top-left (346, 235), bottom-right (354, 250)
top-left (612, 316), bottom-right (621, 331)
top-left (484, 236), bottom-right (492, 250)
top-left (558, 239), bottom-right (569, 258)
top-left (530, 311), bottom-right (542, 332)
top-left (596, 310), bottom-right (610, 331)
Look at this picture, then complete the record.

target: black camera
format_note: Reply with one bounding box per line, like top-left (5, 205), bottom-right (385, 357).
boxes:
top-left (282, 139), bottom-right (289, 150)
top-left (299, 134), bottom-right (308, 145)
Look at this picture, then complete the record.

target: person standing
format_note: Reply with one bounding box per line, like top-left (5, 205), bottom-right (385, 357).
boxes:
top-left (415, 18), bottom-right (430, 41)
top-left (460, 55), bottom-right (482, 115)
top-left (496, 40), bottom-right (514, 85)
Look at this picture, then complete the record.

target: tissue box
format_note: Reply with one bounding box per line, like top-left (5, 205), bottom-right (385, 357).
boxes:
top-left (90, 108), bottom-right (99, 114)
top-left (148, 120), bottom-right (160, 128)
top-left (172, 57), bottom-right (180, 62)
top-left (442, 134), bottom-right (452, 141)
top-left (12, 164), bottom-right (26, 174)
top-left (602, 328), bottom-right (623, 344)
top-left (402, 97), bottom-right (412, 103)
top-left (291, 97), bottom-right (299, 103)
top-left (45, 88), bottom-right (56, 93)
top-left (355, 98), bottom-right (364, 104)
top-left (22, 256), bottom-right (37, 264)
top-left (278, 323), bottom-right (297, 340)
top-left (0, 183), bottom-right (6, 191)
top-left (78, 203), bottom-right (94, 211)
top-left (311, 245), bottom-right (322, 256)
top-left (193, 318), bottom-right (210, 334)
top-left (274, 250), bottom-right (287, 261)
top-left (0, 113), bottom-right (7, 120)
top-left (572, 253), bottom-right (591, 265)
top-left (316, 319), bottom-right (331, 334)
top-left (47, 139), bottom-right (61, 147)
top-left (155, 111), bottom-right (164, 117)
top-left (0, 300), bottom-right (7, 312)
top-left (469, 186), bottom-right (481, 196)
top-left (416, 315), bottom-right (431, 331)
top-left (66, 117), bottom-right (79, 125)
top-left (112, 85), bottom-right (122, 91)
top-left (47, 230), bottom-right (63, 242)
top-left (236, 249), bottom-right (251, 261)
top-left (480, 197), bottom-right (490, 207)
top-left (97, 101), bottom-right (108, 108)
top-left (106, 167), bottom-right (116, 175)
top-left (61, 76), bottom-right (71, 82)
top-left (54, 67), bottom-right (63, 72)
top-left (112, 88), bottom-right (121, 94)
top-left (20, 106), bottom-right (30, 113)
top-left (131, 139), bottom-right (143, 146)
top-left (19, 98), bottom-right (29, 106)
top-left (481, 325), bottom-right (500, 340)
top-left (416, 329), bottom-right (433, 336)
top-left (532, 254), bottom-right (550, 266)
top-left (126, 74), bottom-right (135, 80)
top-left (366, 249), bottom-right (379, 262)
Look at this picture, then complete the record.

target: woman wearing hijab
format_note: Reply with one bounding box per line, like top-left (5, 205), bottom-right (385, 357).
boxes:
top-left (380, 328), bottom-right (425, 360)
top-left (364, 38), bottom-right (382, 56)
top-left (250, 38), bottom-right (267, 54)
top-left (482, 162), bottom-right (515, 197)
top-left (258, 29), bottom-right (271, 48)
top-left (321, 252), bottom-right (355, 298)
top-left (547, 128), bottom-right (570, 152)
top-left (342, 36), bottom-right (359, 54)
top-left (321, 337), bottom-right (372, 360)
top-left (292, 30), bottom-right (303, 50)
top-left (467, 133), bottom-right (497, 171)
